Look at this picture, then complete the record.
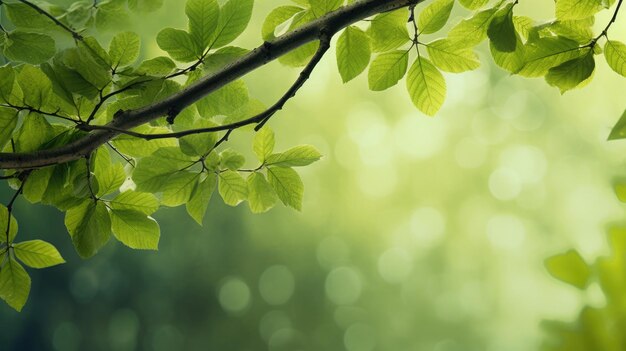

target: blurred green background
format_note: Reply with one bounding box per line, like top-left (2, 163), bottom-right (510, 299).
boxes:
top-left (2, 1), bottom-right (626, 350)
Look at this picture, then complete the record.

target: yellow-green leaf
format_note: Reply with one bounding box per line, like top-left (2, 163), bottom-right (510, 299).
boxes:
top-left (406, 57), bottom-right (446, 116)
top-left (13, 240), bottom-right (65, 269)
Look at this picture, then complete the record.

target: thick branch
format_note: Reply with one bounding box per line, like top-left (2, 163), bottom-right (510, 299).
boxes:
top-left (0, 0), bottom-right (421, 170)
top-left (82, 35), bottom-right (332, 140)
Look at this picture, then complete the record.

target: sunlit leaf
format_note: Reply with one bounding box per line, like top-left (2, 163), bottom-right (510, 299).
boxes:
top-left (0, 258), bottom-right (30, 312)
top-left (267, 166), bottom-right (303, 211)
top-left (406, 57), bottom-right (446, 116)
top-left (186, 174), bottom-right (217, 224)
top-left (110, 191), bottom-right (159, 215)
top-left (266, 145), bottom-right (322, 167)
top-left (555, 0), bottom-right (603, 21)
top-left (418, 0), bottom-right (454, 35)
top-left (368, 50), bottom-right (409, 91)
top-left (218, 170), bottom-right (248, 206)
top-left (247, 172), bottom-right (278, 214)
top-left (545, 51), bottom-right (595, 93)
top-left (111, 209), bottom-right (160, 250)
top-left (336, 26), bottom-right (371, 83)
top-left (109, 32), bottom-right (141, 68)
top-left (13, 240), bottom-right (65, 269)
top-left (185, 0), bottom-right (220, 50)
top-left (604, 40), bottom-right (626, 77)
top-left (253, 127), bottom-right (275, 162)
top-left (64, 201), bottom-right (112, 259)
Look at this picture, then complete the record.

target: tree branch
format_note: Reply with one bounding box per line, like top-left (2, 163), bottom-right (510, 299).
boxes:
top-left (81, 34), bottom-right (332, 140)
top-left (0, 0), bottom-right (421, 170)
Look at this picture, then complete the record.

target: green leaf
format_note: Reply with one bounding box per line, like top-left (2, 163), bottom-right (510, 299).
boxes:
top-left (426, 39), bottom-right (480, 73)
top-left (513, 16), bottom-right (534, 42)
top-left (4, 3), bottom-right (57, 31)
top-left (458, 0), bottom-right (490, 10)
top-left (0, 204), bottom-right (18, 244)
top-left (109, 32), bottom-right (141, 68)
top-left (545, 51), bottom-right (595, 93)
top-left (608, 109), bottom-right (626, 140)
top-left (64, 201), bottom-right (112, 259)
top-left (406, 57), bottom-right (446, 116)
top-left (487, 4), bottom-right (517, 52)
top-left (110, 210), bottom-right (160, 250)
top-left (95, 163), bottom-right (126, 197)
top-left (186, 174), bottom-right (217, 225)
top-left (253, 127), bottom-right (275, 162)
top-left (185, 0), bottom-right (220, 49)
top-left (604, 40), bottom-right (626, 77)
top-left (95, 1), bottom-right (131, 31)
top-left (16, 66), bottom-right (52, 109)
top-left (179, 118), bottom-right (219, 156)
top-left (278, 11), bottom-right (318, 67)
top-left (545, 250), bottom-right (591, 289)
top-left (368, 50), bottom-right (410, 91)
top-left (15, 113), bottom-right (54, 153)
top-left (210, 0), bottom-right (254, 48)
top-left (555, 0), bottom-right (604, 21)
top-left (220, 149), bottom-right (246, 171)
top-left (203, 46), bottom-right (249, 72)
top-left (23, 167), bottom-right (54, 204)
top-left (418, 0), bottom-right (454, 35)
top-left (0, 258), bottom-right (30, 312)
top-left (309, 0), bottom-right (343, 17)
top-left (218, 170), bottom-right (248, 206)
top-left (490, 37), bottom-right (526, 73)
top-left (157, 28), bottom-right (201, 62)
top-left (41, 164), bottom-right (85, 211)
top-left (267, 167), bottom-right (304, 211)
top-left (135, 56), bottom-right (177, 76)
top-left (62, 44), bottom-right (112, 89)
top-left (66, 2), bottom-right (94, 29)
top-left (132, 147), bottom-right (194, 192)
top-left (3, 31), bottom-right (56, 64)
top-left (0, 66), bottom-right (18, 105)
top-left (161, 172), bottom-right (200, 207)
top-left (262, 6), bottom-right (303, 41)
top-left (13, 240), bottom-right (65, 269)
top-left (0, 107), bottom-right (18, 150)
top-left (538, 18), bottom-right (595, 44)
top-left (448, 5), bottom-right (500, 48)
top-left (367, 10), bottom-right (410, 53)
top-left (110, 191), bottom-right (159, 215)
top-left (196, 80), bottom-right (249, 117)
top-left (266, 145), bottom-right (322, 167)
top-left (336, 26), bottom-right (371, 83)
top-left (517, 36), bottom-right (584, 77)
top-left (247, 172), bottom-right (278, 214)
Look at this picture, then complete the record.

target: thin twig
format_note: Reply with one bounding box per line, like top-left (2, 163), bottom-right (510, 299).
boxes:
top-left (106, 142), bottom-right (135, 167)
top-left (588, 0), bottom-right (624, 47)
top-left (0, 103), bottom-right (80, 124)
top-left (4, 173), bottom-right (28, 244)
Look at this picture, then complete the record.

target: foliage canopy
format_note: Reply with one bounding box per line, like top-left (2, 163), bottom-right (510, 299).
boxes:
top-left (0, 0), bottom-right (625, 324)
